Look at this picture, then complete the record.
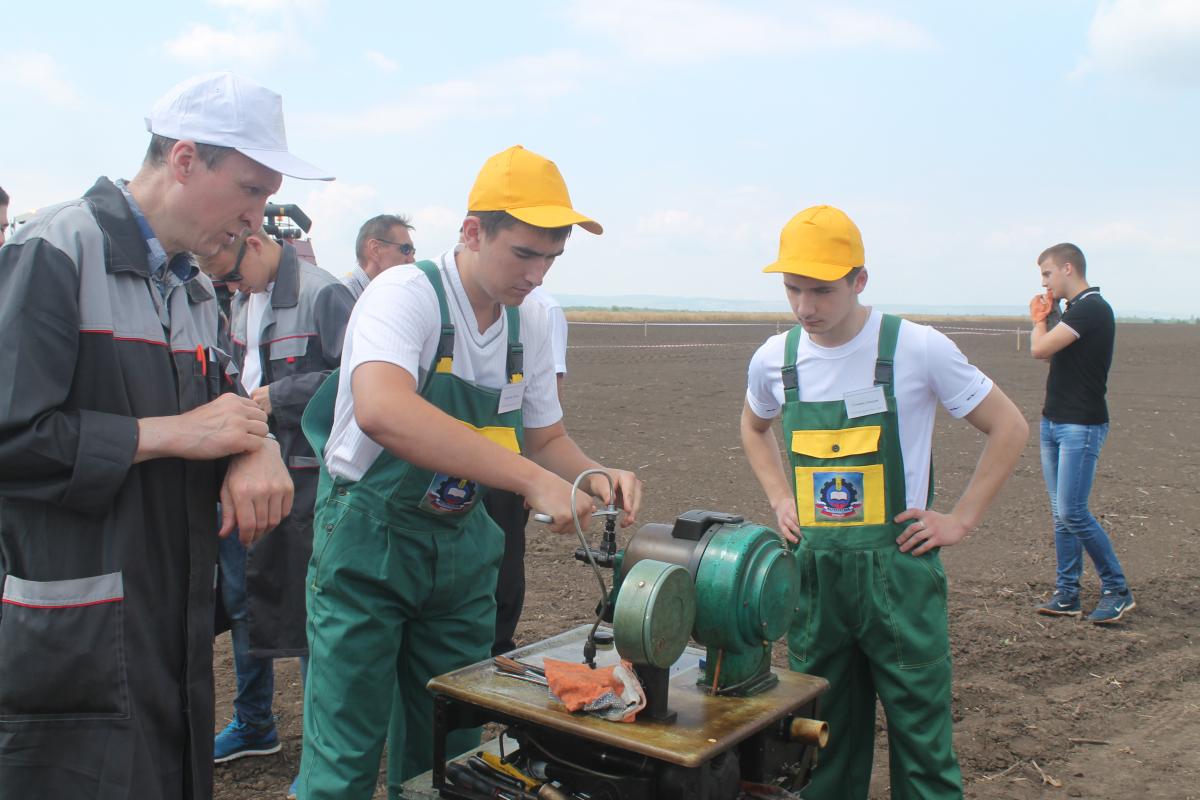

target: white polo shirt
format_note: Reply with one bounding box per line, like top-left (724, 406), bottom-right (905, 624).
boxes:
top-left (324, 247), bottom-right (562, 481)
top-left (526, 286), bottom-right (568, 375)
top-left (746, 309), bottom-right (993, 510)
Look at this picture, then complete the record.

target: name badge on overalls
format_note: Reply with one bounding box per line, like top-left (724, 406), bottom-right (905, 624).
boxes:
top-left (844, 385), bottom-right (887, 419)
top-left (498, 382), bottom-right (525, 414)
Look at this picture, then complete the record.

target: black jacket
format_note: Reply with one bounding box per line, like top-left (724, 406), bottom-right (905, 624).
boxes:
top-left (229, 244), bottom-right (352, 656)
top-left (0, 177), bottom-right (235, 799)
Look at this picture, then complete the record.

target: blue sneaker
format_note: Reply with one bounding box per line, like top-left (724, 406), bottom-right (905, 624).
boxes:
top-left (287, 773), bottom-right (298, 799)
top-left (213, 714), bottom-right (280, 763)
top-left (1088, 589), bottom-right (1136, 625)
top-left (1036, 590), bottom-right (1081, 617)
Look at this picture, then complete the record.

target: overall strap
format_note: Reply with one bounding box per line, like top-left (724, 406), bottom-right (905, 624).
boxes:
top-left (505, 305), bottom-right (524, 384)
top-left (781, 325), bottom-right (803, 403)
top-left (415, 260), bottom-right (456, 377)
top-left (873, 314), bottom-right (901, 396)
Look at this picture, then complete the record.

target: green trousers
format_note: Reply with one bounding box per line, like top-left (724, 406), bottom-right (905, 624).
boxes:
top-left (790, 542), bottom-right (962, 800)
top-left (298, 493), bottom-right (503, 799)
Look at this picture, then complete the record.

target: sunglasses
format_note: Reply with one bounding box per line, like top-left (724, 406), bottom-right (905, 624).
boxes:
top-left (375, 238), bottom-right (416, 256)
top-left (223, 238), bottom-right (249, 283)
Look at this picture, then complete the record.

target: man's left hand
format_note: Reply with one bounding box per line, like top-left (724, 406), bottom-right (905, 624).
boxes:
top-left (894, 508), bottom-right (968, 556)
top-left (250, 386), bottom-right (272, 416)
top-left (587, 469), bottom-right (644, 527)
top-left (1029, 291), bottom-right (1053, 324)
top-left (220, 437), bottom-right (294, 545)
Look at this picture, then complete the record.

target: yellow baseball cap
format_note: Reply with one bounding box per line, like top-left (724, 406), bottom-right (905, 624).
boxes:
top-left (468, 145), bottom-right (602, 235)
top-left (763, 205), bottom-right (864, 280)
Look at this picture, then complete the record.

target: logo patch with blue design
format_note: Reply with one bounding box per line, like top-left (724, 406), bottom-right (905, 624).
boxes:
top-left (420, 473), bottom-right (479, 515)
top-left (813, 472), bottom-right (865, 522)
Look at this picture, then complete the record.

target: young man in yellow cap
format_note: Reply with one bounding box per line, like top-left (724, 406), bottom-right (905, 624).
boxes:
top-left (741, 206), bottom-right (1027, 799)
top-left (296, 145), bottom-right (643, 799)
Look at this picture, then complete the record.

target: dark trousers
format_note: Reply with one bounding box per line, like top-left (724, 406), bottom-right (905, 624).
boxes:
top-left (484, 489), bottom-right (530, 655)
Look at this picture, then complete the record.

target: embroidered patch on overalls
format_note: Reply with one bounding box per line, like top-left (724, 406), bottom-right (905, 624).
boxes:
top-left (420, 473), bottom-right (480, 514)
top-left (794, 464), bottom-right (886, 526)
top-left (814, 473), bottom-right (864, 521)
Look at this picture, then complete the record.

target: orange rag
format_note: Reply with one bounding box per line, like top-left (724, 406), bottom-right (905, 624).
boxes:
top-left (542, 658), bottom-right (642, 722)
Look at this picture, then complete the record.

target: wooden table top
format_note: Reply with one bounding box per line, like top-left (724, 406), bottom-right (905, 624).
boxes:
top-left (428, 624), bottom-right (828, 768)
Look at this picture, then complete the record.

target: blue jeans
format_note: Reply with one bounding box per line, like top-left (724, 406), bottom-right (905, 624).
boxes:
top-left (219, 533), bottom-right (308, 729)
top-left (1039, 418), bottom-right (1127, 596)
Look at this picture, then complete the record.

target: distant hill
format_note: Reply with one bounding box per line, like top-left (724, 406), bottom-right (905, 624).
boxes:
top-left (555, 293), bottom-right (1027, 318)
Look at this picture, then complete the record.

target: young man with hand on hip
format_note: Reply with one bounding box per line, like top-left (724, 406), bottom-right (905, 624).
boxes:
top-left (741, 205), bottom-right (1027, 800)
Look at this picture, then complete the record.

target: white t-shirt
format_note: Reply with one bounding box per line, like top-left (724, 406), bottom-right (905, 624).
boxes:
top-left (745, 309), bottom-right (993, 510)
top-left (527, 286), bottom-right (568, 375)
top-left (325, 247), bottom-right (563, 481)
top-left (240, 285), bottom-right (274, 393)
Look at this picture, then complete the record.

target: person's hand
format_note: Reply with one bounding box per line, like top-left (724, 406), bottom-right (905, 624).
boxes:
top-left (894, 508), bottom-right (968, 555)
top-left (585, 468), bottom-right (644, 527)
top-left (525, 472), bottom-right (597, 535)
top-left (136, 393), bottom-right (268, 463)
top-left (250, 386), bottom-right (272, 417)
top-left (771, 496), bottom-right (802, 544)
top-left (1029, 290), bottom-right (1053, 324)
top-left (220, 437), bottom-right (295, 544)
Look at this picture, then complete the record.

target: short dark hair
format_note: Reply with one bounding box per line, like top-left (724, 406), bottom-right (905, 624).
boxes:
top-left (844, 266), bottom-right (863, 284)
top-left (0, 185), bottom-right (8, 206)
top-left (472, 210), bottom-right (572, 243)
top-left (355, 213), bottom-right (415, 265)
top-left (143, 134), bottom-right (234, 170)
top-left (1038, 243), bottom-right (1086, 277)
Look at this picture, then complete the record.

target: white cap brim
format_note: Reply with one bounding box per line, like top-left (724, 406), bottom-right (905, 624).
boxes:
top-left (236, 146), bottom-right (334, 181)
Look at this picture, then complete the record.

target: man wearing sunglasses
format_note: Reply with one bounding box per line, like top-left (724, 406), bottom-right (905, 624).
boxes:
top-left (197, 228), bottom-right (353, 793)
top-left (344, 213), bottom-right (417, 300)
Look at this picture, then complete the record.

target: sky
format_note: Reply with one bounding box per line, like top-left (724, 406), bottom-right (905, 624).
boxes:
top-left (3, 0), bottom-right (1198, 318)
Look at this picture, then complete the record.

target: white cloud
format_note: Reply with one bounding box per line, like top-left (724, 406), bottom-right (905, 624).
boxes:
top-left (286, 183), bottom-right (465, 276)
top-left (566, 0), bottom-right (930, 63)
top-left (1076, 0), bottom-right (1200, 86)
top-left (365, 50), bottom-right (398, 73)
top-left (1079, 219), bottom-right (1199, 253)
top-left (209, 0), bottom-right (325, 16)
top-left (164, 23), bottom-right (292, 66)
top-left (636, 209), bottom-right (707, 235)
top-left (292, 181), bottom-right (379, 274)
top-left (0, 51), bottom-right (80, 108)
top-left (304, 50), bottom-right (592, 137)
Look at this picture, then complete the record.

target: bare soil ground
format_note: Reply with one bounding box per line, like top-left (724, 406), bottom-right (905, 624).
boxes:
top-left (214, 318), bottom-right (1200, 799)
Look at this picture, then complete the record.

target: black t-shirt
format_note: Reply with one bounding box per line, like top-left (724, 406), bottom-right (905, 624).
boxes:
top-left (1043, 287), bottom-right (1114, 424)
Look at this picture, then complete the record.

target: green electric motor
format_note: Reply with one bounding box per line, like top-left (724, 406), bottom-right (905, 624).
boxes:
top-left (612, 510), bottom-right (799, 696)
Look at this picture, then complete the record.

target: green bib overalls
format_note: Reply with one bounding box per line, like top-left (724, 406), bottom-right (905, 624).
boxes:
top-left (782, 315), bottom-right (962, 800)
top-left (297, 261), bottom-right (524, 799)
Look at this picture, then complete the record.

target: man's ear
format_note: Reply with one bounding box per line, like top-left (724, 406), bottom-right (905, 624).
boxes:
top-left (460, 216), bottom-right (483, 251)
top-left (169, 141), bottom-right (200, 183)
top-left (245, 235), bottom-right (265, 256)
top-left (853, 268), bottom-right (869, 294)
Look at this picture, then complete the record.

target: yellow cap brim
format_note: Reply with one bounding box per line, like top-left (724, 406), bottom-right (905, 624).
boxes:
top-left (508, 205), bottom-right (603, 235)
top-left (762, 259), bottom-right (855, 280)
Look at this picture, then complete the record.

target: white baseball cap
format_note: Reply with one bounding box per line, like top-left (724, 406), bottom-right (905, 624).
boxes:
top-left (146, 72), bottom-right (333, 181)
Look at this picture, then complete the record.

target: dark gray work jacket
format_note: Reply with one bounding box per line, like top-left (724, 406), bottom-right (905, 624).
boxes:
top-left (228, 245), bottom-right (352, 656)
top-left (0, 177), bottom-right (237, 799)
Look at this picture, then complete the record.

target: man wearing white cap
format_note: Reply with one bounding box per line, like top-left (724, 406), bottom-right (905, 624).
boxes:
top-left (0, 72), bottom-right (330, 799)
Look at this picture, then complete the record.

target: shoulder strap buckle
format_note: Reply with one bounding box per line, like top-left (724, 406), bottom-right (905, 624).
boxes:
top-left (781, 363), bottom-right (798, 391)
top-left (874, 360), bottom-right (894, 386)
top-left (507, 342), bottom-right (524, 383)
